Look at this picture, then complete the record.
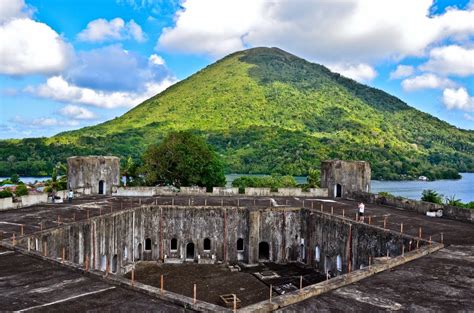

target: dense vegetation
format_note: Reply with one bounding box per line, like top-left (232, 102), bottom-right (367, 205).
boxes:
top-left (1, 47), bottom-right (473, 180)
top-left (141, 131), bottom-right (225, 189)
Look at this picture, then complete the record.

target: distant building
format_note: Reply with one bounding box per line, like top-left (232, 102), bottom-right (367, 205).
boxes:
top-left (67, 156), bottom-right (120, 195)
top-left (320, 160), bottom-right (371, 198)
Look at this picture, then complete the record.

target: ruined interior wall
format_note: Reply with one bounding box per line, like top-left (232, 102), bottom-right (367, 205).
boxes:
top-left (320, 160), bottom-right (371, 198)
top-left (17, 206), bottom-right (416, 276)
top-left (302, 210), bottom-right (417, 274)
top-left (67, 156), bottom-right (120, 195)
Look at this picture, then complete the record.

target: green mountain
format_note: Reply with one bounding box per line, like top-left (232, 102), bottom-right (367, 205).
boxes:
top-left (1, 47), bottom-right (473, 180)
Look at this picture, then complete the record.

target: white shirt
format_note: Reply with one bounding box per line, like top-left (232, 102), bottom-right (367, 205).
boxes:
top-left (358, 203), bottom-right (365, 213)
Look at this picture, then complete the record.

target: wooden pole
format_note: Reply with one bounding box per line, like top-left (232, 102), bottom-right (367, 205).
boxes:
top-left (368, 216), bottom-right (371, 225)
top-left (331, 206), bottom-right (334, 215)
top-left (419, 227), bottom-right (422, 239)
top-left (302, 200), bottom-right (305, 207)
top-left (233, 294), bottom-right (237, 313)
top-left (383, 217), bottom-right (387, 229)
top-left (342, 209), bottom-right (345, 217)
top-left (402, 245), bottom-right (405, 256)
top-left (429, 236), bottom-right (432, 246)
top-left (20, 225), bottom-right (24, 236)
top-left (172, 198), bottom-right (175, 206)
top-left (85, 255), bottom-right (90, 272)
top-left (12, 233), bottom-right (16, 246)
top-left (269, 284), bottom-right (272, 303)
top-left (193, 284), bottom-right (196, 304)
top-left (311, 201), bottom-right (314, 209)
top-left (400, 223), bottom-right (403, 233)
top-left (205, 198), bottom-right (207, 206)
top-left (57, 215), bottom-right (60, 224)
top-left (62, 247), bottom-right (65, 263)
top-left (320, 204), bottom-right (323, 212)
top-left (131, 269), bottom-right (135, 287)
top-left (300, 275), bottom-right (303, 290)
top-left (160, 274), bottom-right (163, 294)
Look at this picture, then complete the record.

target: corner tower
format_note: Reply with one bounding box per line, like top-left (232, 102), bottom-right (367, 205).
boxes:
top-left (67, 156), bottom-right (120, 195)
top-left (320, 160), bottom-right (371, 198)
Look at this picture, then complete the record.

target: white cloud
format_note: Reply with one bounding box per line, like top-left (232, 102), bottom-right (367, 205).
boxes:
top-left (390, 65), bottom-right (414, 79)
top-left (0, 18), bottom-right (71, 75)
top-left (328, 63), bottom-right (377, 82)
top-left (58, 104), bottom-right (97, 120)
top-left (157, 0), bottom-right (474, 62)
top-left (443, 87), bottom-right (474, 111)
top-left (464, 113), bottom-right (474, 121)
top-left (149, 54), bottom-right (165, 65)
top-left (77, 17), bottom-right (145, 42)
top-left (28, 76), bottom-right (177, 109)
top-left (420, 45), bottom-right (474, 77)
top-left (0, 0), bottom-right (30, 23)
top-left (401, 73), bottom-right (455, 91)
top-left (11, 116), bottom-right (79, 128)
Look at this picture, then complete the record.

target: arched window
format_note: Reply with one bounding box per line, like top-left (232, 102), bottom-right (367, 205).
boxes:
top-left (171, 238), bottom-right (178, 251)
top-left (203, 238), bottom-right (211, 251)
top-left (336, 255), bottom-right (342, 272)
top-left (145, 238), bottom-right (152, 251)
top-left (123, 246), bottom-right (128, 261)
top-left (315, 246), bottom-right (320, 262)
top-left (237, 238), bottom-right (244, 251)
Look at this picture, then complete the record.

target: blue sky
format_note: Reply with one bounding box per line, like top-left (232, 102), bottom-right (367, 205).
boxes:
top-left (1, 0), bottom-right (473, 139)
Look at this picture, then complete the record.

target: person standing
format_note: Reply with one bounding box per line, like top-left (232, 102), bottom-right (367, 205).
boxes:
top-left (358, 202), bottom-right (365, 221)
top-left (68, 189), bottom-right (74, 203)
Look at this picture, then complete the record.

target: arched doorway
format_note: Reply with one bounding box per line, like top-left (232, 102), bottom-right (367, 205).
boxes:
top-left (186, 242), bottom-right (195, 260)
top-left (259, 242), bottom-right (270, 260)
top-left (335, 184), bottom-right (342, 197)
top-left (100, 255), bottom-right (107, 271)
top-left (237, 238), bottom-right (244, 261)
top-left (98, 180), bottom-right (105, 194)
top-left (111, 254), bottom-right (117, 273)
top-left (136, 243), bottom-right (142, 260)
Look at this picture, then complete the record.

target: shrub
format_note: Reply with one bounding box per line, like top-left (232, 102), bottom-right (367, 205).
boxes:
top-left (0, 188), bottom-right (13, 198)
top-left (421, 189), bottom-right (443, 204)
top-left (15, 184), bottom-right (29, 197)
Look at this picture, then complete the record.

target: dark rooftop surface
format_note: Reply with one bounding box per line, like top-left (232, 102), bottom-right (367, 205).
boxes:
top-left (0, 246), bottom-right (188, 312)
top-left (1, 195), bottom-right (473, 311)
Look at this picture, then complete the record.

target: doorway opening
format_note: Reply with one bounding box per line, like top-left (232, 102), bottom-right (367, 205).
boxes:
top-left (259, 242), bottom-right (270, 260)
top-left (335, 184), bottom-right (342, 197)
top-left (98, 180), bottom-right (105, 194)
top-left (186, 242), bottom-right (195, 260)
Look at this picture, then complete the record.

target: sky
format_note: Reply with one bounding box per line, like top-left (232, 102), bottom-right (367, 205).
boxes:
top-left (0, 0), bottom-right (473, 139)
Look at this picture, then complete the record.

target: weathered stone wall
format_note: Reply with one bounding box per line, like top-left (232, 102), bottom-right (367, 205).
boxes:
top-left (18, 206), bottom-right (416, 275)
top-left (67, 156), bottom-right (120, 195)
top-left (320, 160), bottom-right (371, 198)
top-left (350, 191), bottom-right (474, 223)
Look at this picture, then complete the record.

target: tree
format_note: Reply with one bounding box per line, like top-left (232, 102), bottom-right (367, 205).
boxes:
top-left (141, 131), bottom-right (226, 189)
top-left (307, 168), bottom-right (320, 187)
top-left (10, 174), bottom-right (20, 184)
top-left (421, 189), bottom-right (443, 204)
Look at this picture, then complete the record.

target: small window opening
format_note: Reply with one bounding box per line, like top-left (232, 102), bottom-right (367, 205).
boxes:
top-left (237, 238), bottom-right (244, 251)
top-left (203, 238), bottom-right (211, 251)
top-left (171, 238), bottom-right (178, 251)
top-left (145, 238), bottom-right (152, 251)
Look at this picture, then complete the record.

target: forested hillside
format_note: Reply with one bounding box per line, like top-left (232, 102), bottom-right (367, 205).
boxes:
top-left (1, 47), bottom-right (472, 180)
